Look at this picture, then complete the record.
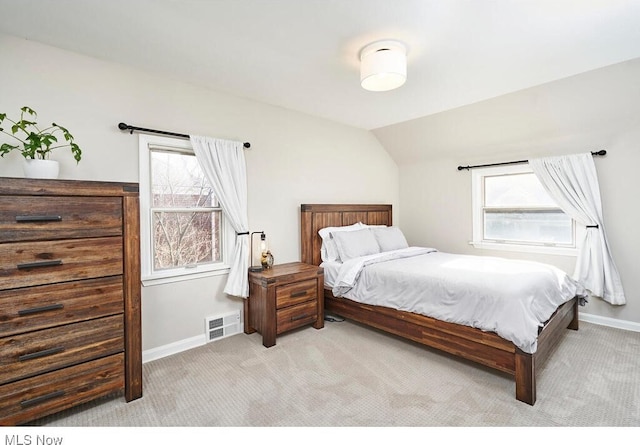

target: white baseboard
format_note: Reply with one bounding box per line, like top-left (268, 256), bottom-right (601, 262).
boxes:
top-left (142, 326), bottom-right (245, 363)
top-left (143, 334), bottom-right (207, 363)
top-left (580, 313), bottom-right (640, 332)
top-left (142, 314), bottom-right (638, 364)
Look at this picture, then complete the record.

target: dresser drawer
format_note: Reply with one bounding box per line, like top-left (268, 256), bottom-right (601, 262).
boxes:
top-left (276, 279), bottom-right (317, 309)
top-left (0, 353), bottom-right (125, 426)
top-left (0, 276), bottom-right (124, 337)
top-left (0, 196), bottom-right (123, 243)
top-left (277, 300), bottom-right (318, 334)
top-left (0, 237), bottom-right (123, 290)
top-left (0, 315), bottom-right (124, 385)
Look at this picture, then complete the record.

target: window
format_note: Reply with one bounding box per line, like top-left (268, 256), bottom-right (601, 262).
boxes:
top-left (471, 164), bottom-right (580, 255)
top-left (139, 135), bottom-right (231, 285)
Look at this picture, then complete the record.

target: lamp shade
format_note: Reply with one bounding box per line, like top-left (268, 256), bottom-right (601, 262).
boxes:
top-left (360, 40), bottom-right (407, 92)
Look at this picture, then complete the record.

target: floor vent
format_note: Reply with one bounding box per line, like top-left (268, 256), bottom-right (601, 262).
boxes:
top-left (205, 310), bottom-right (241, 343)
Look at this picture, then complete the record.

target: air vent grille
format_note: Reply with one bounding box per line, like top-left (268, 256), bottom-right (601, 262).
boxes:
top-left (209, 328), bottom-right (224, 341)
top-left (209, 318), bottom-right (223, 330)
top-left (205, 311), bottom-right (241, 343)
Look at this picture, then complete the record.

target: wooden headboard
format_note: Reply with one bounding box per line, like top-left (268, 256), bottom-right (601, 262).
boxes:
top-left (300, 204), bottom-right (392, 266)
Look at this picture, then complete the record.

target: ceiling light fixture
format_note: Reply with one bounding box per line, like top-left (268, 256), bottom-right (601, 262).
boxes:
top-left (359, 40), bottom-right (407, 92)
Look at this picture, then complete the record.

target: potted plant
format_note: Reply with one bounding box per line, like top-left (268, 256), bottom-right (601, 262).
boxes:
top-left (0, 106), bottom-right (82, 179)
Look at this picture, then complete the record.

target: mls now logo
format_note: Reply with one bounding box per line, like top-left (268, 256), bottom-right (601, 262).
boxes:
top-left (5, 436), bottom-right (63, 445)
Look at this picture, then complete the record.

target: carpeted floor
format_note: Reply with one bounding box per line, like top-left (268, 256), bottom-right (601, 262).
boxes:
top-left (33, 319), bottom-right (640, 427)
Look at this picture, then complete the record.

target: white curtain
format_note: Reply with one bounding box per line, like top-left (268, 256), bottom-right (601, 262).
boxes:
top-left (190, 135), bottom-right (250, 298)
top-left (529, 152), bottom-right (625, 305)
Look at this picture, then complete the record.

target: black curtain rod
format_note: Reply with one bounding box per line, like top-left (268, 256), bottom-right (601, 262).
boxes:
top-left (457, 150), bottom-right (606, 171)
top-left (118, 122), bottom-right (251, 148)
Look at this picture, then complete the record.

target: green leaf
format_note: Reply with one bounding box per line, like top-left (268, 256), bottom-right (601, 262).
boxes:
top-left (0, 142), bottom-right (19, 156)
top-left (40, 134), bottom-right (57, 147)
top-left (71, 142), bottom-right (82, 163)
top-left (19, 119), bottom-right (36, 128)
top-left (21, 106), bottom-right (36, 116)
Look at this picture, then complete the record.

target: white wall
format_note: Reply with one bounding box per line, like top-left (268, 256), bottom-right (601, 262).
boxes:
top-left (0, 34), bottom-right (399, 351)
top-left (375, 58), bottom-right (640, 325)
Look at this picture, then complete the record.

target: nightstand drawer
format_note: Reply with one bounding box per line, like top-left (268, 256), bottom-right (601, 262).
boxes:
top-left (0, 237), bottom-right (123, 290)
top-left (276, 279), bottom-right (317, 308)
top-left (0, 353), bottom-right (125, 426)
top-left (0, 196), bottom-right (123, 243)
top-left (0, 276), bottom-right (124, 337)
top-left (277, 300), bottom-right (318, 334)
top-left (0, 315), bottom-right (124, 385)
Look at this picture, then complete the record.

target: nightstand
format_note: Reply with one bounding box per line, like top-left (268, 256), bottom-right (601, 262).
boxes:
top-left (244, 262), bottom-right (324, 347)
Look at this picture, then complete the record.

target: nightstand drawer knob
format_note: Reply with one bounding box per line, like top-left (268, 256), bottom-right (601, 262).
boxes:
top-left (291, 313), bottom-right (314, 322)
top-left (291, 290), bottom-right (307, 298)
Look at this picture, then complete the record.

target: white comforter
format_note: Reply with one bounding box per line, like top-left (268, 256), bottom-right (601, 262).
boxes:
top-left (329, 247), bottom-right (587, 353)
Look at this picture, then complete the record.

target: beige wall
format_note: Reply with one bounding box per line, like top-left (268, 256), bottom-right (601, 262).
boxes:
top-left (0, 34), bottom-right (399, 351)
top-left (375, 58), bottom-right (640, 325)
top-left (3, 31), bottom-right (636, 352)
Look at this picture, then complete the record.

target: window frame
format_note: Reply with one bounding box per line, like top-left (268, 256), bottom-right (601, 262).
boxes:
top-left (138, 134), bottom-right (232, 286)
top-left (471, 163), bottom-right (581, 256)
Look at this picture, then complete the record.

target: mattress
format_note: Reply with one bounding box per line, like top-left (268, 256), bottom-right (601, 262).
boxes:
top-left (324, 247), bottom-right (587, 353)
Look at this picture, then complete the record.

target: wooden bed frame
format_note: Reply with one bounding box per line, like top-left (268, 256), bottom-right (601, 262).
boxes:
top-left (300, 203), bottom-right (579, 405)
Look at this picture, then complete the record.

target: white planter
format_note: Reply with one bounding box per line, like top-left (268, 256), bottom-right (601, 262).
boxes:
top-left (23, 159), bottom-right (60, 179)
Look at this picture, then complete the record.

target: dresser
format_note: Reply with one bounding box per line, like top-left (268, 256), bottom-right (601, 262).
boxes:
top-left (0, 177), bottom-right (142, 425)
top-left (244, 262), bottom-right (324, 347)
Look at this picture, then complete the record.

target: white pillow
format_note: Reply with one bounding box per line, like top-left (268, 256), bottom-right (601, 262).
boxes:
top-left (319, 223), bottom-right (363, 262)
top-left (332, 228), bottom-right (380, 262)
top-left (372, 226), bottom-right (409, 252)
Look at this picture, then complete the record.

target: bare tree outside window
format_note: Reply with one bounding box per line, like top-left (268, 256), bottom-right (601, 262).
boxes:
top-left (150, 149), bottom-right (222, 271)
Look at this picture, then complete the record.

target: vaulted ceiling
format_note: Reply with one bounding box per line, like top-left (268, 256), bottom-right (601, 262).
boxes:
top-left (1, 0), bottom-right (639, 131)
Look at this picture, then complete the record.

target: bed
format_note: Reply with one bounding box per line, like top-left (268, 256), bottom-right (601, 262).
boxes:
top-left (300, 203), bottom-right (584, 405)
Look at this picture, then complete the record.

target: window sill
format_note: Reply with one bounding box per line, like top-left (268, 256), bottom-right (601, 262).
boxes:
top-left (470, 241), bottom-right (578, 257)
top-left (142, 266), bottom-right (230, 287)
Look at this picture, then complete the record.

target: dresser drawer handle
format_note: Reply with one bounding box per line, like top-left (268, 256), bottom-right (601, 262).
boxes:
top-left (19, 346), bottom-right (65, 362)
top-left (17, 259), bottom-right (63, 269)
top-left (20, 390), bottom-right (66, 408)
top-left (18, 303), bottom-right (65, 316)
top-left (291, 291), bottom-right (308, 298)
top-left (15, 215), bottom-right (62, 222)
top-left (291, 313), bottom-right (314, 322)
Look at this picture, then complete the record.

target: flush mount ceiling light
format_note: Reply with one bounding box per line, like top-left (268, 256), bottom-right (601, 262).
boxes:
top-left (359, 40), bottom-right (407, 92)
